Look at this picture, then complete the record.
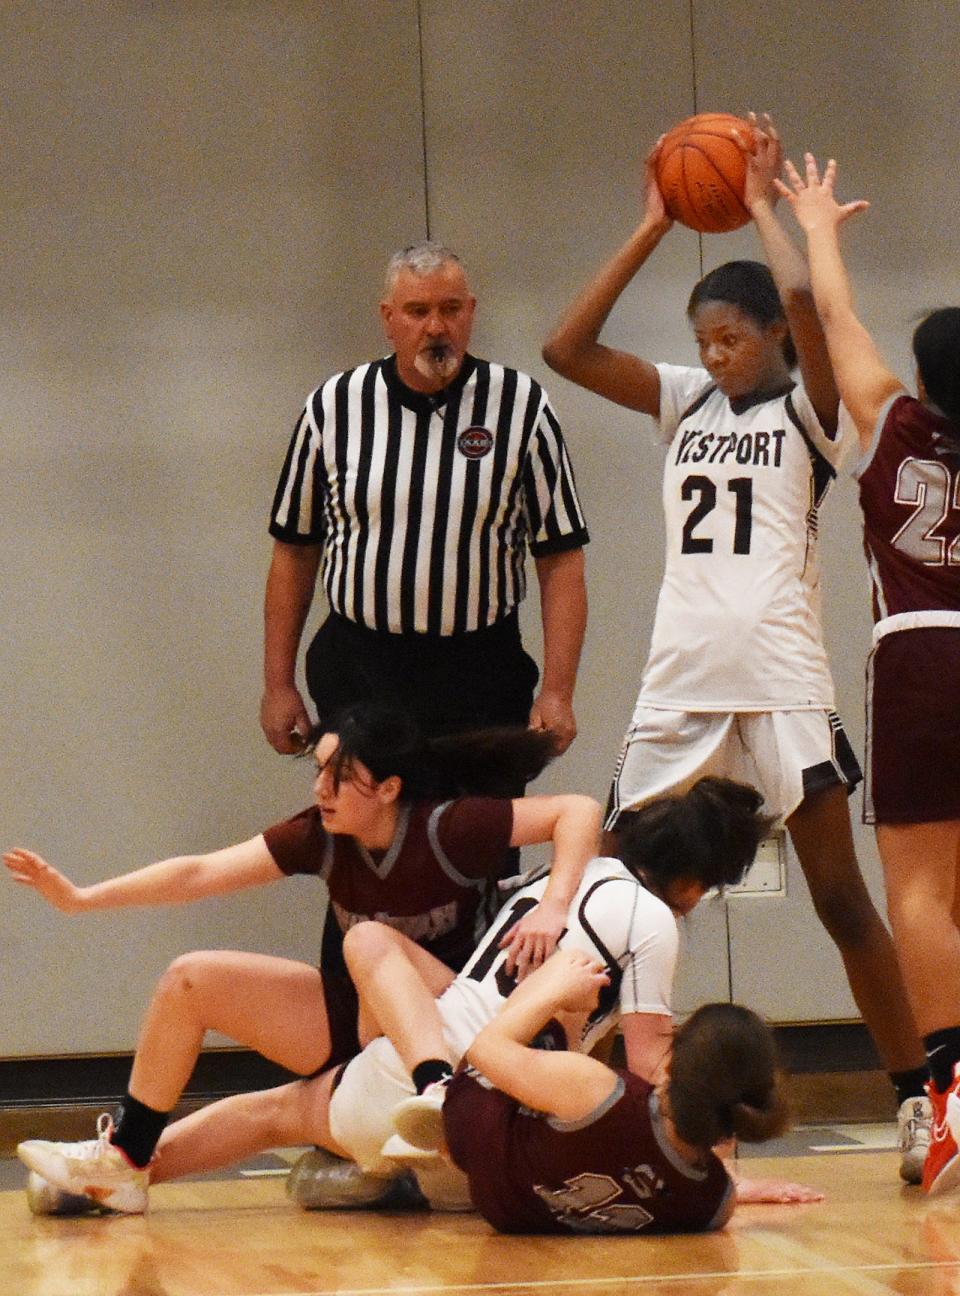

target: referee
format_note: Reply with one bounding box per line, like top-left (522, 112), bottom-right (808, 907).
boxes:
top-left (261, 241), bottom-right (589, 759)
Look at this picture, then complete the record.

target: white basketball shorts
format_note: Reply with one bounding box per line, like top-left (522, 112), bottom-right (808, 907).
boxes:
top-left (606, 706), bottom-right (862, 831)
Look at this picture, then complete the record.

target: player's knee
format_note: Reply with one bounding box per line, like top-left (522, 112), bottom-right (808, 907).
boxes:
top-left (342, 920), bottom-right (394, 974)
top-left (154, 950), bottom-right (214, 1006)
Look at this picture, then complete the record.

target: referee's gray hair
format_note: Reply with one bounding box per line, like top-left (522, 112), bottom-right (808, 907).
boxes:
top-left (384, 241), bottom-right (465, 292)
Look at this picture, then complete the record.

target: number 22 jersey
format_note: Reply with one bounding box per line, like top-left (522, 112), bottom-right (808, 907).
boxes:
top-left (640, 364), bottom-right (846, 711)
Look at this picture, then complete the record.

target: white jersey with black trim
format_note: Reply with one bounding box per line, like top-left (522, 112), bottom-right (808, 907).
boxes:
top-left (437, 855), bottom-right (679, 1061)
top-left (640, 364), bottom-right (846, 711)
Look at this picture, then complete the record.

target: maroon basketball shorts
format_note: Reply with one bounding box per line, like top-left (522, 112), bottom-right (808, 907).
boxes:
top-left (865, 627), bottom-right (960, 824)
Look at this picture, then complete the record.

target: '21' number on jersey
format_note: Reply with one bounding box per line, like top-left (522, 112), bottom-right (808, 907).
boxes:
top-left (892, 458), bottom-right (960, 565)
top-left (680, 474), bottom-right (753, 555)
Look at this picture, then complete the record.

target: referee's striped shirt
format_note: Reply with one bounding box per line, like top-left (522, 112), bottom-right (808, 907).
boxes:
top-left (269, 354), bottom-right (589, 637)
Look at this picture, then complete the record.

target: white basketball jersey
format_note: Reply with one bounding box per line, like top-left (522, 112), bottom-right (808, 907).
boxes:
top-left (437, 856), bottom-right (679, 1061)
top-left (639, 364), bottom-right (846, 711)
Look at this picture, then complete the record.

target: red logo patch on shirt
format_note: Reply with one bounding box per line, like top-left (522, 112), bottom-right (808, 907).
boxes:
top-left (457, 426), bottom-right (494, 459)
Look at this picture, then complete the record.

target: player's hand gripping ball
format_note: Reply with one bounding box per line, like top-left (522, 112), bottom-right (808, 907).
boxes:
top-left (655, 112), bottom-right (758, 233)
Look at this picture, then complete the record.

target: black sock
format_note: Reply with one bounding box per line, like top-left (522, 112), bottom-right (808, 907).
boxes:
top-left (890, 1065), bottom-right (930, 1106)
top-left (111, 1093), bottom-right (170, 1168)
top-left (924, 1027), bottom-right (960, 1093)
top-left (411, 1059), bottom-right (453, 1094)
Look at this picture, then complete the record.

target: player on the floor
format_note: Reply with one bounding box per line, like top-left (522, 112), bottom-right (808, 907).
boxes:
top-left (6, 703), bottom-right (601, 1213)
top-left (442, 947), bottom-right (788, 1233)
top-left (16, 776), bottom-right (780, 1212)
top-left (778, 152), bottom-right (960, 1195)
top-left (540, 114), bottom-right (928, 1180)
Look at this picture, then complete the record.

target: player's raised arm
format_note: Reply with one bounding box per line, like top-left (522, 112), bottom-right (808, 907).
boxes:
top-left (3, 837), bottom-right (282, 915)
top-left (541, 142), bottom-right (669, 416)
top-left (744, 115), bottom-right (839, 434)
top-left (776, 153), bottom-right (903, 446)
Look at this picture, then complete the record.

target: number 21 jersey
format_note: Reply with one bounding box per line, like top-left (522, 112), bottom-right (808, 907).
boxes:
top-left (640, 363), bottom-right (846, 711)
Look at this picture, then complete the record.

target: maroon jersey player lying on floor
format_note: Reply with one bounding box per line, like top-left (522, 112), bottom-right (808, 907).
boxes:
top-left (442, 948), bottom-right (789, 1234)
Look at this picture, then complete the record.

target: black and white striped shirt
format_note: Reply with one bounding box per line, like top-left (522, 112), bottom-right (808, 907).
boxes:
top-left (269, 354), bottom-right (589, 636)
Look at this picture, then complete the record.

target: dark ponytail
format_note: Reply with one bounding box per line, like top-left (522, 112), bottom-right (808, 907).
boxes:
top-left (668, 1002), bottom-right (789, 1150)
top-left (913, 308), bottom-right (960, 429)
top-left (310, 701), bottom-right (556, 800)
top-left (616, 776), bottom-right (774, 895)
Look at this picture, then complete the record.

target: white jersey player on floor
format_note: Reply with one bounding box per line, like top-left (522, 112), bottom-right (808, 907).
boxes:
top-left (541, 113), bottom-right (929, 1183)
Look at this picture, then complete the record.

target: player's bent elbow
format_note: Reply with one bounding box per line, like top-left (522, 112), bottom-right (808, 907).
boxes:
top-left (542, 335), bottom-right (578, 378)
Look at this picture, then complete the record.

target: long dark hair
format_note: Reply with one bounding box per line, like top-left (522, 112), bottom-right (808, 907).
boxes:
top-left (668, 1002), bottom-right (789, 1149)
top-left (913, 308), bottom-right (960, 428)
top-left (310, 701), bottom-right (556, 801)
top-left (615, 776), bottom-right (773, 896)
top-left (687, 260), bottom-right (798, 370)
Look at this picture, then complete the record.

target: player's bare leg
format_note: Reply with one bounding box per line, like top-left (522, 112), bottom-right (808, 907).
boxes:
top-left (880, 820), bottom-right (960, 1192)
top-left (786, 786), bottom-right (924, 1072)
top-left (148, 1071), bottom-right (344, 1184)
top-left (879, 821), bottom-right (960, 1036)
top-left (343, 923), bottom-right (455, 1070)
top-left (127, 951), bottom-right (334, 1112)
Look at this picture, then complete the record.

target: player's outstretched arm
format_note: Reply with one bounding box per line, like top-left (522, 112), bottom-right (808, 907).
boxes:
top-left (541, 143), bottom-right (669, 415)
top-left (467, 950), bottom-right (615, 1122)
top-left (776, 153), bottom-right (903, 447)
top-left (3, 836), bottom-right (282, 914)
top-left (729, 1168), bottom-right (824, 1204)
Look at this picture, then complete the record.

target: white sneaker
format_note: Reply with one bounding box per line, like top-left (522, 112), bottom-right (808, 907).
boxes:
top-left (392, 1080), bottom-right (448, 1152)
top-left (379, 1133), bottom-right (445, 1167)
top-left (17, 1114), bottom-right (148, 1214)
top-left (898, 1095), bottom-right (933, 1185)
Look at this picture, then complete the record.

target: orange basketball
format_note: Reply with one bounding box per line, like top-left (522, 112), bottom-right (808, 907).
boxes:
top-left (655, 112), bottom-right (757, 233)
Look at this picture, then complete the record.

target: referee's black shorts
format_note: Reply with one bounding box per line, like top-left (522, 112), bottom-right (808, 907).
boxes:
top-left (305, 610), bottom-right (539, 747)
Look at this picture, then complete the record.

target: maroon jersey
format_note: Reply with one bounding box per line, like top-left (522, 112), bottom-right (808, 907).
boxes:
top-left (855, 394), bottom-right (960, 622)
top-left (263, 797), bottom-right (512, 971)
top-left (444, 1069), bottom-right (733, 1235)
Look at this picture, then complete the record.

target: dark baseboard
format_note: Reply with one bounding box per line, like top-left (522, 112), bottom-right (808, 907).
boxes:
top-left (0, 1048), bottom-right (295, 1109)
top-left (0, 1048), bottom-right (299, 1158)
top-left (773, 1022), bottom-right (880, 1075)
top-left (0, 1023), bottom-right (888, 1157)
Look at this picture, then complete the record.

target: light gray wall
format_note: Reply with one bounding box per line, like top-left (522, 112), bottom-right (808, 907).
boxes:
top-left (3, 1), bottom-right (958, 1055)
top-left (1, 1), bottom-right (428, 1054)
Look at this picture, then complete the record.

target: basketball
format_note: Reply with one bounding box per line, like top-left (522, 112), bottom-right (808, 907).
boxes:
top-left (655, 112), bottom-right (757, 234)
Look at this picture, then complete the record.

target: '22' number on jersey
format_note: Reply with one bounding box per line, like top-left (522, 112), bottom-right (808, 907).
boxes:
top-left (680, 474), bottom-right (753, 555)
top-left (892, 458), bottom-right (960, 565)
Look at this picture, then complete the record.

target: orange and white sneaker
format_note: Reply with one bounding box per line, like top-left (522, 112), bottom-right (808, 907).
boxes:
top-left (17, 1114), bottom-right (148, 1214)
top-left (922, 1067), bottom-right (960, 1196)
top-left (26, 1171), bottom-right (106, 1216)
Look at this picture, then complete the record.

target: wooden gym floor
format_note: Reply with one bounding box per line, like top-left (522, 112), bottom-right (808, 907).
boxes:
top-left (3, 1130), bottom-right (960, 1296)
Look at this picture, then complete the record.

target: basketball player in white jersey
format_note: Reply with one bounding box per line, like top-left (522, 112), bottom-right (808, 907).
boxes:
top-left (541, 114), bottom-right (929, 1181)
